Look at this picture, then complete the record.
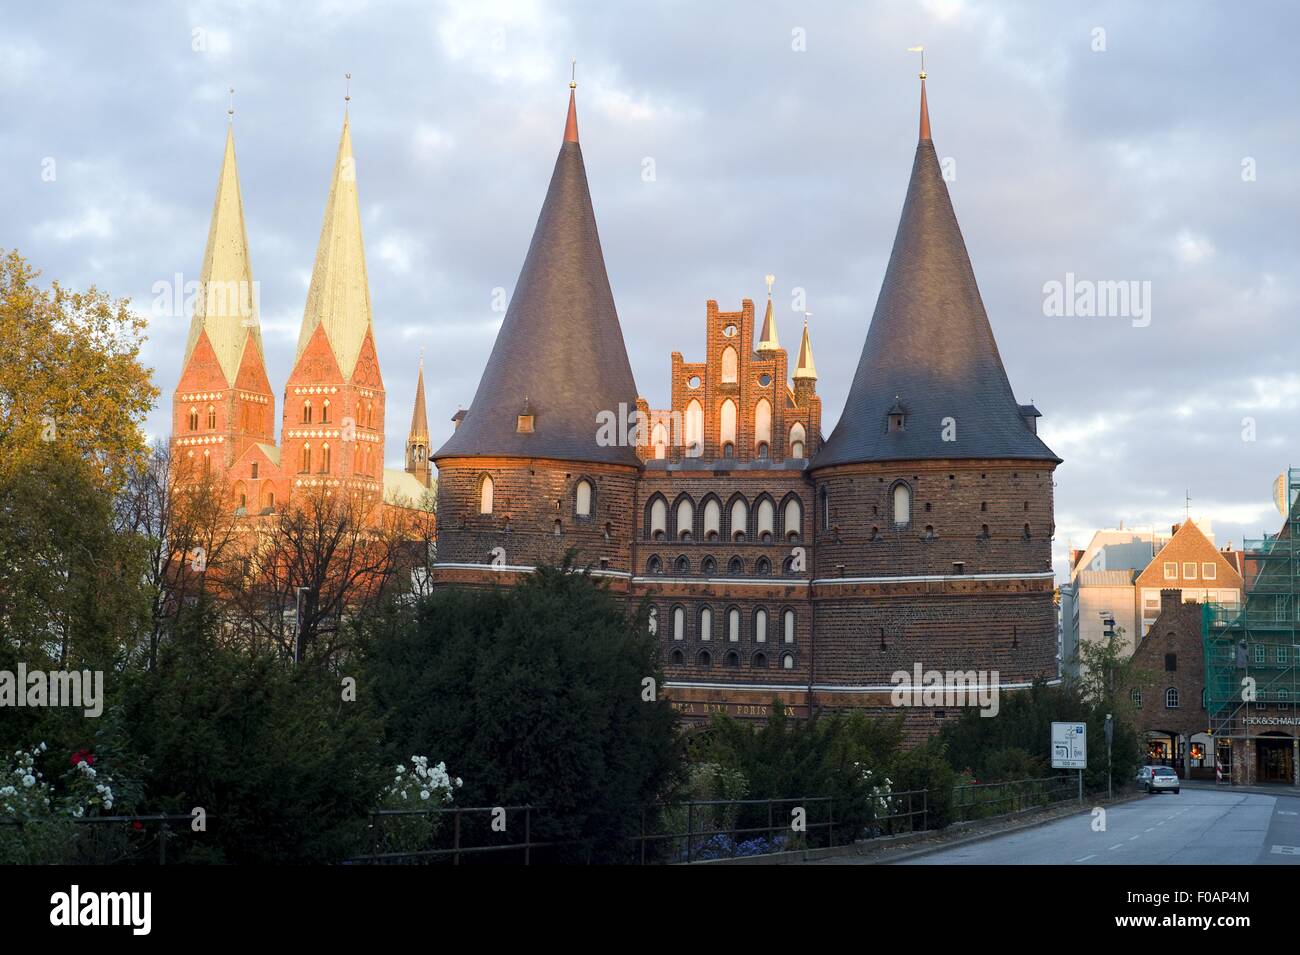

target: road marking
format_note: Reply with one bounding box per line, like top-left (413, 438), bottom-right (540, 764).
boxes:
top-left (1144, 827), bottom-right (1154, 832)
top-left (1129, 835), bottom-right (1141, 841)
top-left (1108, 843), bottom-right (1123, 851)
top-left (1076, 854), bottom-right (1096, 862)
top-left (1279, 811), bottom-right (1298, 816)
top-left (1271, 845), bottom-right (1300, 855)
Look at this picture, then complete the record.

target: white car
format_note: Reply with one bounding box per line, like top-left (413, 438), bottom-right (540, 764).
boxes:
top-left (1136, 765), bottom-right (1180, 794)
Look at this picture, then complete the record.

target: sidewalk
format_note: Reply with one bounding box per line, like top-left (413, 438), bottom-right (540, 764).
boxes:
top-left (1183, 778), bottom-right (1300, 798)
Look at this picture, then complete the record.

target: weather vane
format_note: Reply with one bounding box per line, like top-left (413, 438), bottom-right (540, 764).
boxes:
top-left (765, 273), bottom-right (775, 298)
top-left (570, 59), bottom-right (577, 90)
top-left (908, 44), bottom-right (926, 79)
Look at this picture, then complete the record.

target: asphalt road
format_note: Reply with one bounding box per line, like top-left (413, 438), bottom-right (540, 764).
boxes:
top-left (895, 785), bottom-right (1300, 865)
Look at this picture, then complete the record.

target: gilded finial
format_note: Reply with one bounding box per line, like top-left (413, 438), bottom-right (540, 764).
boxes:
top-left (345, 72), bottom-right (352, 104)
top-left (570, 59), bottom-right (577, 90)
top-left (765, 273), bottom-right (775, 298)
top-left (908, 44), bottom-right (926, 79)
top-left (227, 87), bottom-right (235, 122)
top-left (803, 310), bottom-right (812, 326)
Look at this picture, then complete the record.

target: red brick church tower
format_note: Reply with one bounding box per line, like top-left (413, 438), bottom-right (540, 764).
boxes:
top-left (432, 83), bottom-right (641, 579)
top-left (807, 74), bottom-right (1060, 731)
top-left (280, 112), bottom-right (386, 504)
top-left (172, 122), bottom-right (276, 494)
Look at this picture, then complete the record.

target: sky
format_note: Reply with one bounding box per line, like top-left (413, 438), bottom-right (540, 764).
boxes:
top-left (2, 0), bottom-right (1297, 577)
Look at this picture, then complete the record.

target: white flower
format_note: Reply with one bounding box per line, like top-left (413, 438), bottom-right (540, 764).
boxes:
top-left (21, 775), bottom-right (35, 788)
top-left (420, 790), bottom-right (430, 800)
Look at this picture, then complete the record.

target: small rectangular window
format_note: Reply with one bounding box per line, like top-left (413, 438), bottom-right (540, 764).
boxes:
top-left (1277, 645), bottom-right (1289, 665)
top-left (251, 462), bottom-right (259, 479)
top-left (1202, 562), bottom-right (1216, 580)
top-left (1254, 645), bottom-right (1267, 664)
top-left (1165, 653), bottom-right (1177, 672)
top-left (1183, 562), bottom-right (1197, 579)
top-left (1163, 562), bottom-right (1177, 580)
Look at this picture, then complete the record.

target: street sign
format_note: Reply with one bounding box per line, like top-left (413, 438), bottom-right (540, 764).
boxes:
top-left (1051, 721), bottom-right (1088, 770)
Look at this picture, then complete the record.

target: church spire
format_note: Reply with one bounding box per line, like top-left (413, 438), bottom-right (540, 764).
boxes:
top-left (757, 273), bottom-right (780, 352)
top-left (180, 123), bottom-right (264, 388)
top-left (794, 317), bottom-right (817, 380)
top-left (406, 353), bottom-right (431, 486)
top-left (294, 110), bottom-right (374, 382)
top-left (434, 81), bottom-right (639, 467)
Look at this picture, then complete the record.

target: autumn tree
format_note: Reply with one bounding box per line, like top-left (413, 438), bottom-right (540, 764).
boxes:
top-left (0, 249), bottom-right (157, 493)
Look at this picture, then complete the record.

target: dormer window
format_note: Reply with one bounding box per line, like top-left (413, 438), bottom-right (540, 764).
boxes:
top-left (517, 398), bottom-right (535, 434)
top-left (887, 397), bottom-right (906, 433)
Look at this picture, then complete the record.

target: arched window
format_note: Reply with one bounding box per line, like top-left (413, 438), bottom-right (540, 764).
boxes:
top-left (575, 479), bottom-right (593, 517)
top-left (670, 649), bottom-right (684, 665)
top-left (302, 400), bottom-right (312, 424)
top-left (300, 443), bottom-right (311, 473)
top-left (699, 607), bottom-right (712, 641)
top-left (755, 609), bottom-right (768, 643)
top-left (757, 499), bottom-right (775, 542)
top-left (720, 399), bottom-right (737, 448)
top-left (730, 498), bottom-right (748, 541)
top-left (781, 652), bottom-right (794, 670)
top-left (784, 498), bottom-right (802, 541)
top-left (647, 556), bottom-right (662, 575)
top-left (321, 399), bottom-right (330, 423)
top-left (698, 649), bottom-right (713, 668)
top-left (676, 498), bottom-right (694, 541)
top-left (703, 498), bottom-right (722, 541)
top-left (202, 449), bottom-right (210, 473)
top-left (365, 401), bottom-right (373, 428)
top-left (721, 346), bottom-right (738, 384)
top-left (685, 400), bottom-right (704, 457)
top-left (783, 609), bottom-right (795, 644)
top-left (701, 556), bottom-right (716, 576)
top-left (479, 475), bottom-right (494, 514)
top-left (672, 606), bottom-right (685, 641)
top-left (728, 608), bottom-right (740, 643)
top-left (755, 556), bottom-right (771, 575)
top-left (754, 398), bottom-right (772, 453)
top-left (1165, 687), bottom-right (1180, 709)
top-left (206, 405), bottom-right (216, 429)
top-left (1131, 688), bottom-right (1142, 708)
top-left (650, 498), bottom-right (668, 540)
top-left (553, 519), bottom-right (563, 538)
top-left (320, 442), bottom-right (331, 473)
top-left (819, 486), bottom-right (830, 531)
top-left (674, 555), bottom-right (689, 575)
top-left (188, 407), bottom-right (198, 431)
top-left (754, 652), bottom-right (768, 669)
top-left (362, 445), bottom-right (370, 476)
top-left (724, 650), bottom-right (740, 668)
top-left (728, 556), bottom-right (744, 576)
top-left (789, 422), bottom-right (806, 459)
top-left (892, 482), bottom-right (911, 526)
top-left (652, 422), bottom-right (668, 459)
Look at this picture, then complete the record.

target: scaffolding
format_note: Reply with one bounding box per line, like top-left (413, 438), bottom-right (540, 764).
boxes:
top-left (1203, 468), bottom-right (1300, 780)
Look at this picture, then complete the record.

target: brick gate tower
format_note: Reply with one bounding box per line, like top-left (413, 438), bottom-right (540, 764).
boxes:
top-left (807, 73), bottom-right (1061, 735)
top-left (432, 83), bottom-right (642, 580)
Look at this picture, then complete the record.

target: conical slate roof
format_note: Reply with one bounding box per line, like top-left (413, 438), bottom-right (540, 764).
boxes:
top-left (814, 80), bottom-right (1058, 468)
top-left (434, 91), bottom-right (640, 467)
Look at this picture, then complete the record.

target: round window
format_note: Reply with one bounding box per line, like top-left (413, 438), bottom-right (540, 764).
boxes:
top-left (758, 374), bottom-right (772, 387)
top-left (722, 324), bottom-right (738, 338)
top-left (687, 376), bottom-right (701, 389)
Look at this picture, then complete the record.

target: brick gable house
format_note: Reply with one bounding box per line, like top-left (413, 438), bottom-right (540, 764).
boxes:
top-left (1128, 590), bottom-right (1214, 779)
top-left (1133, 520), bottom-right (1243, 639)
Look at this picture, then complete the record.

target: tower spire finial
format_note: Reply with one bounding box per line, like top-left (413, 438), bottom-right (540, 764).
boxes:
top-left (765, 273), bottom-right (775, 299)
top-left (564, 63), bottom-right (580, 144)
top-left (227, 86), bottom-right (235, 123)
top-left (344, 72), bottom-right (352, 113)
top-left (908, 46), bottom-right (931, 141)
